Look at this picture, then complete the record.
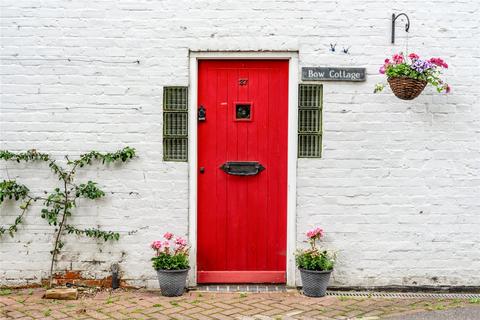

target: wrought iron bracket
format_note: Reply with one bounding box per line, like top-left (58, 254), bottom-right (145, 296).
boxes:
top-left (391, 13), bottom-right (410, 44)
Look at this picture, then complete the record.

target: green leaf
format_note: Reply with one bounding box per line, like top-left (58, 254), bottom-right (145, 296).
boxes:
top-left (295, 249), bottom-right (335, 271)
top-left (0, 180), bottom-right (30, 204)
top-left (152, 252), bottom-right (189, 270)
top-left (75, 181), bottom-right (105, 200)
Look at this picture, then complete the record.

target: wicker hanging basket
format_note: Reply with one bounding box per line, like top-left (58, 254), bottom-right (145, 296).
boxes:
top-left (387, 77), bottom-right (427, 100)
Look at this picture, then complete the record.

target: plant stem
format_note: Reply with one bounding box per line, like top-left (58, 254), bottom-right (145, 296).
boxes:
top-left (48, 179), bottom-right (69, 288)
top-left (26, 194), bottom-right (63, 205)
top-left (17, 198), bottom-right (33, 224)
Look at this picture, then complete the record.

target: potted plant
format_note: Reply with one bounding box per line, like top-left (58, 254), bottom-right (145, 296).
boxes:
top-left (296, 227), bottom-right (335, 297)
top-left (374, 53), bottom-right (450, 100)
top-left (151, 232), bottom-right (189, 296)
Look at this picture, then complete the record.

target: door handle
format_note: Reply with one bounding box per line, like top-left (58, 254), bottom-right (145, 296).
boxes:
top-left (220, 161), bottom-right (265, 176)
top-left (199, 167), bottom-right (205, 174)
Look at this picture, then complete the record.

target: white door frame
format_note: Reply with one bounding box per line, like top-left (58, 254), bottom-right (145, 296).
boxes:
top-left (188, 51), bottom-right (298, 286)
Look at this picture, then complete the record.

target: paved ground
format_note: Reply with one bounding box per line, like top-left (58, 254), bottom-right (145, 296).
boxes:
top-left (1, 288), bottom-right (480, 319)
top-left (385, 306), bottom-right (480, 320)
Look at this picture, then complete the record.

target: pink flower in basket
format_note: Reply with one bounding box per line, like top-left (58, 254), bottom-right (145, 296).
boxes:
top-left (429, 57), bottom-right (448, 68)
top-left (408, 53), bottom-right (419, 60)
top-left (392, 54), bottom-right (404, 64)
top-left (374, 52), bottom-right (451, 97)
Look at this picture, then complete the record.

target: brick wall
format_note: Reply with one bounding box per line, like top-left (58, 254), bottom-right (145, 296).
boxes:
top-left (1, 0), bottom-right (479, 288)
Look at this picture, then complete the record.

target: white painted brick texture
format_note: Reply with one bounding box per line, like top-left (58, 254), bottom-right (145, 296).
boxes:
top-left (1, 0), bottom-right (479, 287)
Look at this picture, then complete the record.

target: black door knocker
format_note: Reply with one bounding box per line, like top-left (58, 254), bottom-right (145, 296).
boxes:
top-left (198, 105), bottom-right (206, 121)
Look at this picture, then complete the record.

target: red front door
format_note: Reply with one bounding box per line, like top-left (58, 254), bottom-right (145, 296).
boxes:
top-left (197, 60), bottom-right (288, 283)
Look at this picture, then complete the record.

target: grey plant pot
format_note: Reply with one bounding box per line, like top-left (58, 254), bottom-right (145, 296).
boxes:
top-left (156, 268), bottom-right (189, 297)
top-left (299, 268), bottom-right (332, 297)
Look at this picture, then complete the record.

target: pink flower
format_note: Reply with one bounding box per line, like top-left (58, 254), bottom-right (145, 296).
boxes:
top-left (429, 57), bottom-right (448, 68)
top-left (306, 227), bottom-right (324, 239)
top-left (392, 53), bottom-right (404, 64)
top-left (163, 232), bottom-right (173, 240)
top-left (380, 58), bottom-right (392, 74)
top-left (162, 240), bottom-right (170, 247)
top-left (408, 53), bottom-right (419, 60)
top-left (175, 237), bottom-right (187, 247)
top-left (151, 240), bottom-right (162, 250)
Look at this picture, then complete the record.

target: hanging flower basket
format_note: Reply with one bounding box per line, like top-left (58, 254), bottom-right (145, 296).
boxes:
top-left (387, 76), bottom-right (427, 100)
top-left (375, 53), bottom-right (450, 100)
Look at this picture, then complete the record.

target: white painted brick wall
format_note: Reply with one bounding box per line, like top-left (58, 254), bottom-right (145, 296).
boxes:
top-left (1, 0), bottom-right (479, 288)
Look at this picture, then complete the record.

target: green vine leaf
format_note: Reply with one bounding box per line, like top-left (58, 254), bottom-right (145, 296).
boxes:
top-left (75, 181), bottom-right (105, 199)
top-left (0, 180), bottom-right (29, 203)
top-left (0, 150), bottom-right (68, 180)
top-left (65, 225), bottom-right (120, 242)
top-left (0, 149), bottom-right (50, 163)
top-left (0, 181), bottom-right (34, 237)
top-left (69, 146), bottom-right (136, 169)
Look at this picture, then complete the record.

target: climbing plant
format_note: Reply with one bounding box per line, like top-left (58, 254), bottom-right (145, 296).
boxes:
top-left (0, 147), bottom-right (136, 287)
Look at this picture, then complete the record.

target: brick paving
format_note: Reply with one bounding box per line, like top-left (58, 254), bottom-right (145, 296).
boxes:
top-left (1, 288), bottom-right (479, 320)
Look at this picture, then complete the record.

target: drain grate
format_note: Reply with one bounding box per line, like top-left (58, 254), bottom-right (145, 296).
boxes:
top-left (326, 291), bottom-right (480, 299)
top-left (193, 286), bottom-right (480, 298)
top-left (194, 285), bottom-right (287, 293)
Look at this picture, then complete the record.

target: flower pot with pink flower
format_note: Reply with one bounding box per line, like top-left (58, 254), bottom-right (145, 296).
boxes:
top-left (151, 232), bottom-right (190, 296)
top-left (375, 53), bottom-right (450, 100)
top-left (295, 227), bottom-right (335, 297)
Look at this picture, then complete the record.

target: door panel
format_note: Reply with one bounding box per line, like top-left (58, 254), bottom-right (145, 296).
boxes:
top-left (197, 60), bottom-right (288, 283)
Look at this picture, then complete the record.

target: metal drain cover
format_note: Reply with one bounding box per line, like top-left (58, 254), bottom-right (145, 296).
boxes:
top-left (194, 285), bottom-right (287, 293)
top-left (326, 291), bottom-right (480, 299)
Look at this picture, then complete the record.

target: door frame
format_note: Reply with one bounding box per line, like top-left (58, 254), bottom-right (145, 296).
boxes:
top-left (188, 51), bottom-right (299, 286)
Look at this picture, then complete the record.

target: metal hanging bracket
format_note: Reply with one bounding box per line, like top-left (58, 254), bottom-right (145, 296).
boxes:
top-left (391, 13), bottom-right (410, 44)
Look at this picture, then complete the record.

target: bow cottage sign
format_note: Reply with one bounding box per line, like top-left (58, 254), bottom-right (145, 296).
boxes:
top-left (302, 67), bottom-right (366, 81)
